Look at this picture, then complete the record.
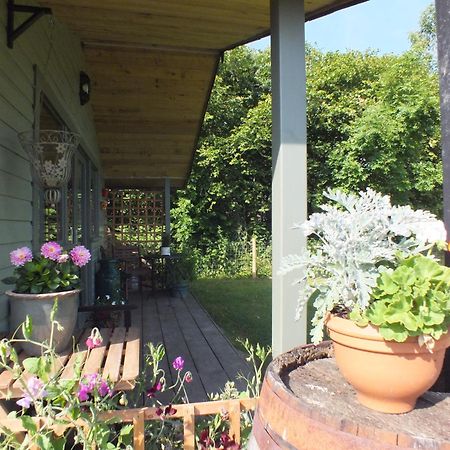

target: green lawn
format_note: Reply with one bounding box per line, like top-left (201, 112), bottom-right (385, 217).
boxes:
top-left (190, 278), bottom-right (272, 349)
top-left (191, 277), bottom-right (316, 351)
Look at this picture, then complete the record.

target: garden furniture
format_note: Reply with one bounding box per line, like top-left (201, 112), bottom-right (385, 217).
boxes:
top-left (0, 326), bottom-right (140, 419)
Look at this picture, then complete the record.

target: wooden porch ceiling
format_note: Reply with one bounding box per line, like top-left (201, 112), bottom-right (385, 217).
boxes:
top-left (38, 0), bottom-right (367, 189)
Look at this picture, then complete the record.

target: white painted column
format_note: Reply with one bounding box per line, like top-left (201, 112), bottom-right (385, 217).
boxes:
top-left (164, 177), bottom-right (171, 236)
top-left (271, 0), bottom-right (308, 356)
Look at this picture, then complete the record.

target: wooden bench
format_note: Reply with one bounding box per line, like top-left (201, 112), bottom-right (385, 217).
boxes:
top-left (0, 327), bottom-right (140, 417)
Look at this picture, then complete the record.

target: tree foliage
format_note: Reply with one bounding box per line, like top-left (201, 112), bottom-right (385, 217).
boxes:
top-left (173, 9), bottom-right (442, 270)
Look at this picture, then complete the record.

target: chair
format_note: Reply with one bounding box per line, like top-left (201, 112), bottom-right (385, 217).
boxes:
top-left (113, 245), bottom-right (151, 295)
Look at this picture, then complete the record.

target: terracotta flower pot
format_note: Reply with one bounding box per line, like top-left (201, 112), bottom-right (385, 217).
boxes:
top-left (325, 314), bottom-right (450, 414)
top-left (7, 289), bottom-right (80, 356)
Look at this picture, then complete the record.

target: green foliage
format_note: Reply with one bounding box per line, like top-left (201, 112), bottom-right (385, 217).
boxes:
top-left (9, 257), bottom-right (80, 294)
top-left (0, 322), bottom-right (131, 449)
top-left (186, 233), bottom-right (271, 279)
top-left (174, 11), bottom-right (442, 268)
top-left (172, 47), bottom-right (272, 254)
top-left (352, 254), bottom-right (450, 343)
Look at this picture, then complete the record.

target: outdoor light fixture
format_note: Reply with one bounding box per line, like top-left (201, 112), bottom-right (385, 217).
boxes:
top-left (18, 130), bottom-right (80, 205)
top-left (79, 71), bottom-right (91, 105)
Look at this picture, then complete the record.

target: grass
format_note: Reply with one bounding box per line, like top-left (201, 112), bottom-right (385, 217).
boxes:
top-left (190, 277), bottom-right (272, 349)
top-left (191, 277), bottom-right (317, 352)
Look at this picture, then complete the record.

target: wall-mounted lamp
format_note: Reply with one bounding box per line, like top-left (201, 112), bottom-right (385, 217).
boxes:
top-left (79, 71), bottom-right (91, 105)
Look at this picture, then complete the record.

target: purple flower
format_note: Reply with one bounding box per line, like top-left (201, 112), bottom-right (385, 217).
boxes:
top-left (10, 247), bottom-right (33, 267)
top-left (98, 380), bottom-right (111, 397)
top-left (146, 379), bottom-right (163, 398)
top-left (27, 377), bottom-right (47, 398)
top-left (70, 245), bottom-right (91, 267)
top-left (41, 242), bottom-right (62, 261)
top-left (82, 373), bottom-right (98, 391)
top-left (77, 385), bottom-right (90, 402)
top-left (172, 356), bottom-right (184, 371)
top-left (16, 395), bottom-right (32, 409)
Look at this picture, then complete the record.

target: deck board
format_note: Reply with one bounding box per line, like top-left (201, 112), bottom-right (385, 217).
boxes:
top-left (129, 289), bottom-right (251, 403)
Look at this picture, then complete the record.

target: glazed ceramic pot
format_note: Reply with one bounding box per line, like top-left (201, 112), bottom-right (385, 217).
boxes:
top-left (325, 314), bottom-right (450, 414)
top-left (7, 289), bottom-right (80, 356)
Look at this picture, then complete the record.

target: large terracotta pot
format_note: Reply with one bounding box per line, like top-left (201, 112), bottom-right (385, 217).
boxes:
top-left (325, 314), bottom-right (450, 414)
top-left (7, 289), bottom-right (80, 356)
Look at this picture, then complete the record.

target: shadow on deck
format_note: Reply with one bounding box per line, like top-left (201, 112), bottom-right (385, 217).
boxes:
top-left (128, 289), bottom-right (251, 403)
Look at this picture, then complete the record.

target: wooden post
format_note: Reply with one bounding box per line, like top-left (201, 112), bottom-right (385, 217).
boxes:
top-left (271, 0), bottom-right (308, 356)
top-left (252, 236), bottom-right (257, 278)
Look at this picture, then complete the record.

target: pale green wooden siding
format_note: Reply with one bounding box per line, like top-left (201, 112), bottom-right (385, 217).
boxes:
top-left (0, 3), bottom-right (101, 333)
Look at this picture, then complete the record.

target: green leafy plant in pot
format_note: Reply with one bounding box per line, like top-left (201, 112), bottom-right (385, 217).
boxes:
top-left (3, 242), bottom-right (91, 356)
top-left (281, 189), bottom-right (450, 413)
top-left (168, 253), bottom-right (194, 299)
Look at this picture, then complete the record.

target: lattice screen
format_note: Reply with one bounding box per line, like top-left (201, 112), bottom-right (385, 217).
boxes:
top-left (106, 190), bottom-right (164, 253)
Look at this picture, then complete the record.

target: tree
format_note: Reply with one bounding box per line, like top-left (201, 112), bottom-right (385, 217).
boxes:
top-left (173, 7), bottom-right (442, 263)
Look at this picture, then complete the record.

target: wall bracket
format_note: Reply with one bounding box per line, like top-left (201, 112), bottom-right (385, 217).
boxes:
top-left (7, 0), bottom-right (52, 49)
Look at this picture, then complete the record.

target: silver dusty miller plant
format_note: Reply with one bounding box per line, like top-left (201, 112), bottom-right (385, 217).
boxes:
top-left (280, 189), bottom-right (446, 343)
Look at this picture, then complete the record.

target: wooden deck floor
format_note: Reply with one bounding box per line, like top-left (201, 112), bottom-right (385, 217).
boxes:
top-left (128, 289), bottom-right (251, 403)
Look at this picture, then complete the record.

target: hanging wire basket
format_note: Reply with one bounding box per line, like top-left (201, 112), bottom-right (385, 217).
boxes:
top-left (18, 130), bottom-right (80, 204)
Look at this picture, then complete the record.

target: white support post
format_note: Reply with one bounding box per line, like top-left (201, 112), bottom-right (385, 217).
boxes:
top-left (164, 177), bottom-right (171, 236)
top-left (271, 0), bottom-right (308, 356)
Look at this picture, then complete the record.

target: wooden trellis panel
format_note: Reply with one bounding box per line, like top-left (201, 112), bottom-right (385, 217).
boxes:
top-left (106, 189), bottom-right (164, 252)
top-left (0, 398), bottom-right (258, 450)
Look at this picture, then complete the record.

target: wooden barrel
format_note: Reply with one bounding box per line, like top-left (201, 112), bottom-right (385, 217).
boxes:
top-left (249, 342), bottom-right (450, 450)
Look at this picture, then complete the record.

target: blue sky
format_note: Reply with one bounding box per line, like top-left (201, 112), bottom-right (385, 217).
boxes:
top-left (249, 0), bottom-right (432, 54)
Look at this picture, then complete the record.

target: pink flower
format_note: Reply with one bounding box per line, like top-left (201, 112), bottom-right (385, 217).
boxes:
top-left (16, 395), bottom-right (32, 409)
top-left (86, 328), bottom-right (103, 349)
top-left (184, 372), bottom-right (193, 384)
top-left (172, 356), bottom-right (184, 371)
top-left (41, 242), bottom-right (62, 261)
top-left (57, 253), bottom-right (69, 263)
top-left (70, 245), bottom-right (91, 267)
top-left (10, 247), bottom-right (33, 267)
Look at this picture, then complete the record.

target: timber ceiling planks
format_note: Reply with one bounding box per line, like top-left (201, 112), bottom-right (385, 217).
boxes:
top-left (38, 0), bottom-right (367, 188)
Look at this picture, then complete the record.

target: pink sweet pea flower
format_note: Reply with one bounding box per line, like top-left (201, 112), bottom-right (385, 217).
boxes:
top-left (41, 242), bottom-right (63, 261)
top-left (10, 247), bottom-right (33, 267)
top-left (86, 328), bottom-right (103, 349)
top-left (172, 356), bottom-right (184, 371)
top-left (184, 372), bottom-right (193, 384)
top-left (70, 245), bottom-right (91, 267)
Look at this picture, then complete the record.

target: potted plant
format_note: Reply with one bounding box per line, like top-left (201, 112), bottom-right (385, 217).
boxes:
top-left (281, 189), bottom-right (450, 413)
top-left (168, 253), bottom-right (194, 298)
top-left (3, 242), bottom-right (91, 356)
top-left (161, 233), bottom-right (171, 256)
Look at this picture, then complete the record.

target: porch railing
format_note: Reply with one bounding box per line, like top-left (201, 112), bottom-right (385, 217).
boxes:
top-left (1, 398), bottom-right (258, 450)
